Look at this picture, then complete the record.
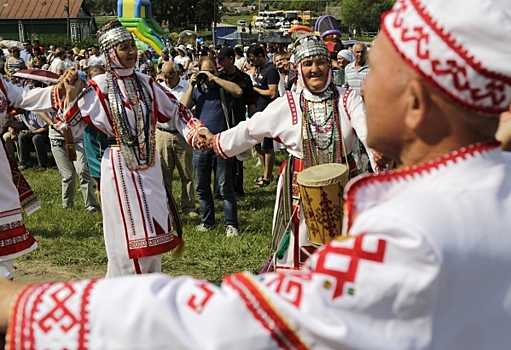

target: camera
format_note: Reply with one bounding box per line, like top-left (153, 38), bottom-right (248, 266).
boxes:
top-left (196, 72), bottom-right (208, 85)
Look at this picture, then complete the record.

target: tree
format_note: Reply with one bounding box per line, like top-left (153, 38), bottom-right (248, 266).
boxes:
top-left (341, 0), bottom-right (394, 32)
top-left (151, 0), bottom-right (218, 31)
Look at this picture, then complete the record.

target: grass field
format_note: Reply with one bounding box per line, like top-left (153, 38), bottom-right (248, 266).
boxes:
top-left (14, 151), bottom-right (289, 284)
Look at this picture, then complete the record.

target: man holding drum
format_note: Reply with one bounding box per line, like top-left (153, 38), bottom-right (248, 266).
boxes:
top-left (2, 0), bottom-right (511, 348)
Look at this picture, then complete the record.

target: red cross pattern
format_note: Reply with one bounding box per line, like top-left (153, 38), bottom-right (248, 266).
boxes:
top-left (38, 283), bottom-right (79, 333)
top-left (314, 234), bottom-right (387, 299)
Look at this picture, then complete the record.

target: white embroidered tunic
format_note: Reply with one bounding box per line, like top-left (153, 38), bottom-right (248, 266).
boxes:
top-left (8, 141), bottom-right (511, 349)
top-left (0, 78), bottom-right (57, 263)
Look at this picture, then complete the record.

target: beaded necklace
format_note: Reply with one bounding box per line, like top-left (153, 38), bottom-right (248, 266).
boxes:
top-left (301, 85), bottom-right (344, 167)
top-left (107, 70), bottom-right (156, 171)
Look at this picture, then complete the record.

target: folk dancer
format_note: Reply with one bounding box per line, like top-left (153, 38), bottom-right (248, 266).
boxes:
top-left (210, 34), bottom-right (375, 271)
top-left (60, 21), bottom-right (203, 277)
top-left (0, 76), bottom-right (64, 279)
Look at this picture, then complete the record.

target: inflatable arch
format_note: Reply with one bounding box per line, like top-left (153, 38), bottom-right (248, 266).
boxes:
top-left (117, 0), bottom-right (167, 54)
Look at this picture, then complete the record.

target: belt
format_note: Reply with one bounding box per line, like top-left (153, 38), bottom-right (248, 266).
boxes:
top-left (157, 127), bottom-right (179, 134)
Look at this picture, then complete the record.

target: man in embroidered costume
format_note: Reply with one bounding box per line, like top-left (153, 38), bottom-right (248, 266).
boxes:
top-left (58, 21), bottom-right (202, 277)
top-left (0, 74), bottom-right (64, 280)
top-left (2, 0), bottom-right (511, 348)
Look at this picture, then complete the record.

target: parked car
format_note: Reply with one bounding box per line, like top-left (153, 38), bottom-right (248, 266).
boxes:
top-left (237, 19), bottom-right (246, 26)
top-left (265, 18), bottom-right (277, 29)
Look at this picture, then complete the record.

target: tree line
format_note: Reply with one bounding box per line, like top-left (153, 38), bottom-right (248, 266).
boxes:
top-left (84, 0), bottom-right (394, 33)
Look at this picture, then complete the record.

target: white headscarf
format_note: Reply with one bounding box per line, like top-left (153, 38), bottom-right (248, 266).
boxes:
top-left (337, 49), bottom-right (354, 63)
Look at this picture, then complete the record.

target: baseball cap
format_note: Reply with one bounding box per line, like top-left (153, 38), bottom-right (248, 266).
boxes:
top-left (217, 47), bottom-right (235, 59)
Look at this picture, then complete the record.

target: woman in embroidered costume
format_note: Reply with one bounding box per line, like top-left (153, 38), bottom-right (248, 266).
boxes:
top-left (61, 21), bottom-right (203, 277)
top-left (0, 76), bottom-right (63, 279)
top-left (207, 34), bottom-right (374, 271)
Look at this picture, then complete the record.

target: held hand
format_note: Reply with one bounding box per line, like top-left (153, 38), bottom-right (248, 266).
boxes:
top-left (200, 70), bottom-right (216, 83)
top-left (196, 128), bottom-right (214, 150)
top-left (61, 68), bottom-right (84, 102)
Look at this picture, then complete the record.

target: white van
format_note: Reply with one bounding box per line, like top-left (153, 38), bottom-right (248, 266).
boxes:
top-left (254, 17), bottom-right (265, 28)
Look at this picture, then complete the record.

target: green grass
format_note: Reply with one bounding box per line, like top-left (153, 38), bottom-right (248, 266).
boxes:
top-left (14, 152), bottom-right (288, 284)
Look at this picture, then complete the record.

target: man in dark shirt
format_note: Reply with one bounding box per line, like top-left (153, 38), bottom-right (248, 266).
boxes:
top-left (247, 45), bottom-right (280, 187)
top-left (181, 57), bottom-right (243, 237)
top-left (217, 47), bottom-right (257, 199)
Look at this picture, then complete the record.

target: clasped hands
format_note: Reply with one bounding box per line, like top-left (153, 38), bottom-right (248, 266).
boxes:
top-left (57, 67), bottom-right (87, 102)
top-left (195, 128), bottom-right (215, 150)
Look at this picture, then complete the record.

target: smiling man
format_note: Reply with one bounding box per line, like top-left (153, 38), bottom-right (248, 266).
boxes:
top-left (344, 42), bottom-right (369, 95)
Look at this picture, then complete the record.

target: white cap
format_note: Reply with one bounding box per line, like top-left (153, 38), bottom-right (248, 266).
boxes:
top-left (382, 0), bottom-right (511, 116)
top-left (177, 45), bottom-right (186, 53)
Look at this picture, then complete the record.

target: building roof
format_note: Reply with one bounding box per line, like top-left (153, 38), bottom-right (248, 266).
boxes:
top-left (221, 2), bottom-right (246, 8)
top-left (0, 0), bottom-right (83, 20)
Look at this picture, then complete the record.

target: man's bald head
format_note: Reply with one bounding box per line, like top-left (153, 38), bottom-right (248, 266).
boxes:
top-left (161, 61), bottom-right (180, 88)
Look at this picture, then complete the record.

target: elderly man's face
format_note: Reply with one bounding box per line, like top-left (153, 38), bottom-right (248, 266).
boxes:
top-left (162, 65), bottom-right (180, 88)
top-left (353, 44), bottom-right (367, 65)
top-left (362, 35), bottom-right (408, 157)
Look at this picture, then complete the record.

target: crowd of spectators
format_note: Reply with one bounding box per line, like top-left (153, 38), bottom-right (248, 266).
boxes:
top-left (0, 37), bottom-right (365, 228)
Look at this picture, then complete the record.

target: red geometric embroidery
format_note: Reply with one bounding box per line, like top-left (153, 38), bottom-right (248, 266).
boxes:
top-left (314, 235), bottom-right (386, 299)
top-left (38, 283), bottom-right (79, 333)
top-left (186, 282), bottom-right (215, 313)
top-left (265, 271), bottom-right (312, 307)
top-left (401, 27), bottom-right (429, 59)
top-left (384, 0), bottom-right (511, 114)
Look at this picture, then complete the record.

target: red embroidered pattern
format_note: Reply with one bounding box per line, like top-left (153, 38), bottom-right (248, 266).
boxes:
top-left (186, 281), bottom-right (216, 313)
top-left (314, 235), bottom-right (386, 299)
top-left (226, 273), bottom-right (308, 350)
top-left (9, 280), bottom-right (98, 350)
top-left (286, 91), bottom-right (298, 125)
top-left (344, 140), bottom-right (500, 231)
top-left (212, 133), bottom-right (229, 160)
top-left (265, 271), bottom-right (312, 307)
top-left (383, 0), bottom-right (511, 115)
top-left (342, 88), bottom-right (353, 121)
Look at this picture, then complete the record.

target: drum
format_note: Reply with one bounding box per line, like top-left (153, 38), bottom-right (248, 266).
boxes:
top-left (297, 163), bottom-right (349, 246)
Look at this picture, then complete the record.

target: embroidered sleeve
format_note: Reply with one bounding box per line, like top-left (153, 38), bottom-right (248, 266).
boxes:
top-left (3, 78), bottom-right (55, 112)
top-left (151, 79), bottom-right (204, 147)
top-left (62, 85), bottom-right (97, 138)
top-left (6, 223), bottom-right (440, 349)
top-left (211, 96), bottom-right (292, 159)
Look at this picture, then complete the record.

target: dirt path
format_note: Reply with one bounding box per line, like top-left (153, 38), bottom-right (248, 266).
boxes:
top-left (13, 260), bottom-right (106, 284)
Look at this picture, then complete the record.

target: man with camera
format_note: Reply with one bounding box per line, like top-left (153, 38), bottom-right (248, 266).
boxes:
top-left (217, 47), bottom-right (257, 200)
top-left (156, 61), bottom-right (198, 217)
top-left (181, 57), bottom-right (243, 237)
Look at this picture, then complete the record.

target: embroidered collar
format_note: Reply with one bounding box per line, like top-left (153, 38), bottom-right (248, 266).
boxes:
top-left (301, 87), bottom-right (333, 102)
top-left (343, 139), bottom-right (501, 231)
